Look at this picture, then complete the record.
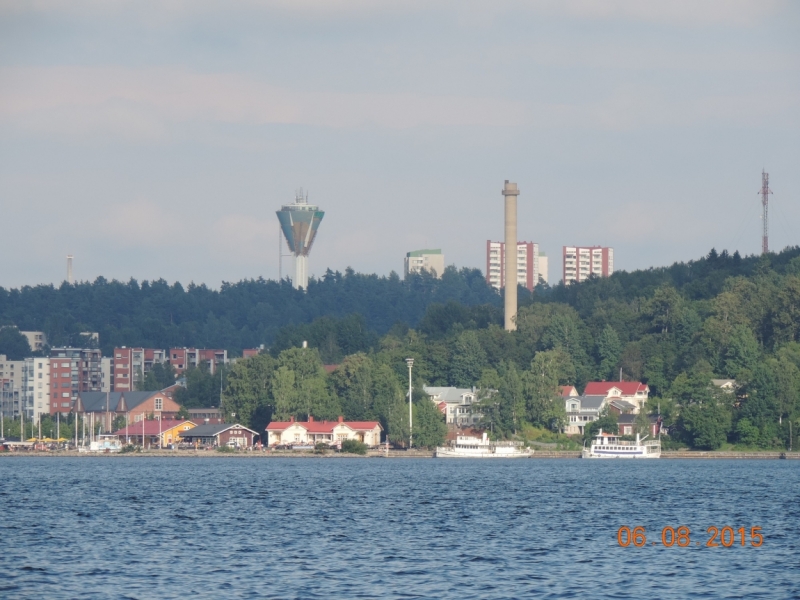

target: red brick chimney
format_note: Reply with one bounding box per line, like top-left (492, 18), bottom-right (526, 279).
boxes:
top-left (290, 416), bottom-right (295, 423)
top-left (338, 416), bottom-right (344, 423)
top-left (308, 415), bottom-right (314, 422)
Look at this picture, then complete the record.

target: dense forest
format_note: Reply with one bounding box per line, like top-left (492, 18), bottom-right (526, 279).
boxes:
top-left (2, 247), bottom-right (800, 451)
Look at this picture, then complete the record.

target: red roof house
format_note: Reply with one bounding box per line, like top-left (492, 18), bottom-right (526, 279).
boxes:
top-left (266, 416), bottom-right (382, 447)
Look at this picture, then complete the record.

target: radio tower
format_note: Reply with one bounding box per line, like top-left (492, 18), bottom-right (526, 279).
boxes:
top-left (759, 170), bottom-right (772, 255)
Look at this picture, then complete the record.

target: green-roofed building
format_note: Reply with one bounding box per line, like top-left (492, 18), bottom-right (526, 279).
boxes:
top-left (404, 249), bottom-right (444, 279)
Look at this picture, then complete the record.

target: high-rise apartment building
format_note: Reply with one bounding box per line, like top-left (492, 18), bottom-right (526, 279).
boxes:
top-left (404, 249), bottom-right (445, 279)
top-left (49, 347), bottom-right (102, 415)
top-left (486, 241), bottom-right (539, 291)
top-left (169, 348), bottom-right (228, 375)
top-left (22, 357), bottom-right (51, 421)
top-left (562, 246), bottom-right (614, 284)
top-left (0, 354), bottom-right (24, 419)
top-left (112, 348), bottom-right (168, 392)
top-left (538, 252), bottom-right (549, 285)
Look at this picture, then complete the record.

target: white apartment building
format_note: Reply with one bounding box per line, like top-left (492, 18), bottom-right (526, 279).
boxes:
top-left (538, 252), bottom-right (549, 285)
top-left (404, 249), bottom-right (445, 279)
top-left (23, 357), bottom-right (51, 421)
top-left (20, 331), bottom-right (47, 352)
top-left (562, 246), bottom-right (613, 284)
top-left (485, 241), bottom-right (539, 291)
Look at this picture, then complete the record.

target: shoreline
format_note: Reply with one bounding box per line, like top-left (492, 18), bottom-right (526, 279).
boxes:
top-left (1, 450), bottom-right (798, 459)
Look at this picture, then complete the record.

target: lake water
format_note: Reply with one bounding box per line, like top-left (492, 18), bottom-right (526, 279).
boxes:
top-left (0, 457), bottom-right (798, 599)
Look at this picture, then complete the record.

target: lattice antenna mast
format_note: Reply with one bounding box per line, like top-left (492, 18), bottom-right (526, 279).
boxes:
top-left (759, 170), bottom-right (772, 255)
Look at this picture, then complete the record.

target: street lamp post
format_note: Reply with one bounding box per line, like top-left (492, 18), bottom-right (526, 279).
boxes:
top-left (406, 358), bottom-right (414, 449)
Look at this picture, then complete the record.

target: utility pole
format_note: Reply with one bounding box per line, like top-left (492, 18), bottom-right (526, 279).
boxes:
top-left (406, 358), bottom-right (414, 449)
top-left (759, 170), bottom-right (772, 255)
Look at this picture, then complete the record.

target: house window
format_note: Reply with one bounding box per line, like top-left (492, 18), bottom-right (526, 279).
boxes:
top-left (155, 398), bottom-right (163, 411)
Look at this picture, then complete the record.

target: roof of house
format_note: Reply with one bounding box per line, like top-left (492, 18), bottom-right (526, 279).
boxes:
top-left (609, 400), bottom-right (637, 412)
top-left (78, 391), bottom-right (166, 413)
top-left (560, 385), bottom-right (579, 398)
top-left (618, 414), bottom-right (660, 425)
top-left (178, 423), bottom-right (257, 437)
top-left (423, 386), bottom-right (476, 403)
top-left (112, 420), bottom-right (196, 436)
top-left (578, 395), bottom-right (608, 410)
top-left (265, 419), bottom-right (382, 432)
top-left (583, 382), bottom-right (648, 397)
top-left (711, 379), bottom-right (736, 388)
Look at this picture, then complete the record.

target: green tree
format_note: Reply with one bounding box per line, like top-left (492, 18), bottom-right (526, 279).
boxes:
top-left (449, 330), bottom-right (487, 387)
top-left (584, 407), bottom-right (618, 440)
top-left (221, 354), bottom-right (276, 430)
top-left (524, 350), bottom-right (568, 429)
top-left (0, 327), bottom-right (32, 360)
top-left (678, 400), bottom-right (731, 450)
top-left (412, 397), bottom-right (447, 448)
top-left (723, 325), bottom-right (760, 380)
top-left (596, 325), bottom-right (622, 381)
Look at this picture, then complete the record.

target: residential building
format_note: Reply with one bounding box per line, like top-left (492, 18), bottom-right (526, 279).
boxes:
top-left (242, 349), bottom-right (261, 359)
top-left (187, 407), bottom-right (224, 424)
top-left (617, 414), bottom-right (661, 437)
top-left (112, 347), bottom-right (169, 391)
top-left (20, 331), bottom-right (47, 352)
top-left (169, 348), bottom-right (228, 375)
top-left (179, 423), bottom-right (258, 448)
top-left (0, 354), bottom-right (24, 418)
top-left (424, 386), bottom-right (484, 428)
top-left (564, 381), bottom-right (649, 435)
top-left (560, 385), bottom-right (579, 399)
top-left (265, 416), bottom-right (383, 447)
top-left (112, 419), bottom-right (197, 447)
top-left (486, 241), bottom-right (539, 291)
top-left (49, 348), bottom-right (103, 415)
top-left (538, 252), bottom-right (549, 285)
top-left (22, 357), bottom-right (51, 421)
top-left (404, 249), bottom-right (445, 279)
top-left (75, 390), bottom-right (183, 432)
top-left (582, 382), bottom-right (649, 412)
top-left (562, 246), bottom-right (613, 284)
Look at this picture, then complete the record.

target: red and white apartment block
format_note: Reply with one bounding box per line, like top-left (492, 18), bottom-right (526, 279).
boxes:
top-left (49, 347), bottom-right (103, 415)
top-left (486, 241), bottom-right (540, 291)
top-left (562, 246), bottom-right (613, 284)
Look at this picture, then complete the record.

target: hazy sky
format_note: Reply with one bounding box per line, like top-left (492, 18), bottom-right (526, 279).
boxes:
top-left (1, 0), bottom-right (798, 289)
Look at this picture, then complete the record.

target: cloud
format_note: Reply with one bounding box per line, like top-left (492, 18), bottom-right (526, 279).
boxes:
top-left (0, 0), bottom-right (786, 26)
top-left (0, 66), bottom-right (529, 138)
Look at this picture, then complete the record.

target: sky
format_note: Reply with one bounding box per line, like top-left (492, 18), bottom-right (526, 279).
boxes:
top-left (1, 0), bottom-right (798, 289)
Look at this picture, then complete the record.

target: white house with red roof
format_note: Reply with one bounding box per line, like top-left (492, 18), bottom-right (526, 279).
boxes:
top-left (582, 381), bottom-right (649, 411)
top-left (266, 416), bottom-right (382, 447)
top-left (563, 381), bottom-right (649, 435)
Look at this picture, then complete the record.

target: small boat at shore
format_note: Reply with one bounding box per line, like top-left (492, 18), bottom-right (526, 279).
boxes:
top-left (79, 434), bottom-right (123, 454)
top-left (582, 429), bottom-right (660, 459)
top-left (434, 432), bottom-right (533, 458)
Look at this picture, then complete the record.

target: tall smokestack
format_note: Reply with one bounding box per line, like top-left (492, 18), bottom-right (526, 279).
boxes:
top-left (66, 255), bottom-right (74, 284)
top-left (502, 180), bottom-right (519, 331)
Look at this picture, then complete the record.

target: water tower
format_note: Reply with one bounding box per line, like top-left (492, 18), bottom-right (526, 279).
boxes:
top-left (276, 189), bottom-right (325, 290)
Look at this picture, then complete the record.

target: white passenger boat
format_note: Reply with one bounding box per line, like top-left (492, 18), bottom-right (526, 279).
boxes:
top-left (79, 434), bottom-right (123, 453)
top-left (582, 429), bottom-right (660, 459)
top-left (434, 433), bottom-right (533, 458)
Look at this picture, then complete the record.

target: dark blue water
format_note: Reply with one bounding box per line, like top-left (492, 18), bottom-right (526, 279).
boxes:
top-left (0, 458), bottom-right (798, 599)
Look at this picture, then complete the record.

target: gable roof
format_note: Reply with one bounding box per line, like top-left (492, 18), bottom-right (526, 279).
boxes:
top-left (583, 382), bottom-right (648, 397)
top-left (578, 395), bottom-right (607, 410)
top-left (560, 385), bottom-right (579, 398)
top-left (423, 386), bottom-right (476, 403)
top-left (266, 419), bottom-right (382, 432)
top-left (178, 423), bottom-right (257, 437)
top-left (78, 391), bottom-right (164, 413)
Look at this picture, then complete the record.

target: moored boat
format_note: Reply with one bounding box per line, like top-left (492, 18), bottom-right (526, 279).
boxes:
top-left (79, 434), bottom-right (123, 453)
top-left (434, 432), bottom-right (533, 458)
top-left (582, 429), bottom-right (660, 459)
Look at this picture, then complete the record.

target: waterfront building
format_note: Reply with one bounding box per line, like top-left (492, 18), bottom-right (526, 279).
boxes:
top-left (0, 354), bottom-right (24, 418)
top-left (266, 416), bottom-right (382, 447)
top-left (485, 241), bottom-right (540, 291)
top-left (179, 423), bottom-right (258, 448)
top-left (112, 419), bottom-right (197, 447)
top-left (424, 386), bottom-right (484, 428)
top-left (562, 246), bottom-right (613, 284)
top-left (48, 347), bottom-right (103, 415)
top-left (187, 407), bottom-right (224, 424)
top-left (405, 249), bottom-right (444, 279)
top-left (75, 390), bottom-right (183, 433)
top-left (22, 357), bottom-right (51, 421)
top-left (564, 381), bottom-right (649, 435)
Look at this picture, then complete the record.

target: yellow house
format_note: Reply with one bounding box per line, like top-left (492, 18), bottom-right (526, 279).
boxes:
top-left (113, 419), bottom-right (197, 447)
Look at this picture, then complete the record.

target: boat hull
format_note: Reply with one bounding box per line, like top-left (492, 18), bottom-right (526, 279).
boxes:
top-left (581, 448), bottom-right (660, 459)
top-left (434, 448), bottom-right (533, 458)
